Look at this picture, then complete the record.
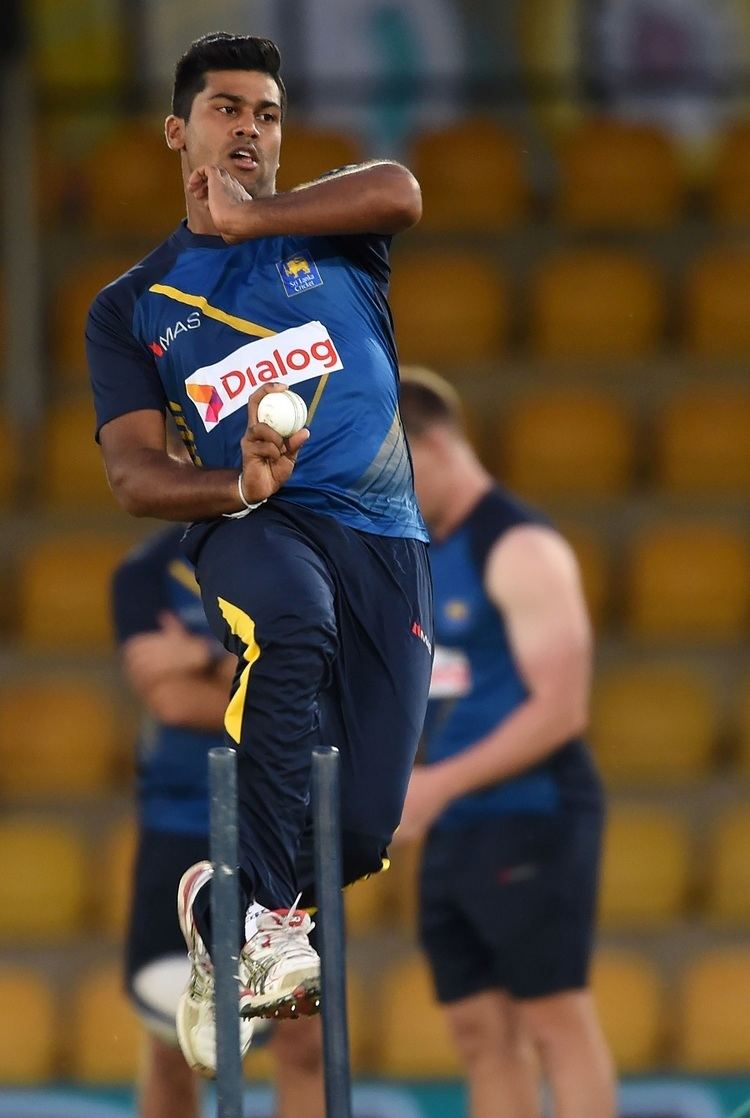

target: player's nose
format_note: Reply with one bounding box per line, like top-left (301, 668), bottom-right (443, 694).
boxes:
top-left (233, 118), bottom-right (260, 139)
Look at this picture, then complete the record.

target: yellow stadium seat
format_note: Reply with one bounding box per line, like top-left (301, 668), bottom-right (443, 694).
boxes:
top-left (276, 125), bottom-right (362, 192)
top-left (388, 838), bottom-right (424, 935)
top-left (0, 968), bottom-right (56, 1083)
top-left (656, 387), bottom-right (750, 495)
top-left (376, 954), bottom-right (462, 1076)
top-left (0, 415), bottom-right (18, 508)
top-left (31, 0), bottom-right (123, 88)
top-left (344, 861), bottom-right (394, 936)
top-left (411, 118), bottom-right (529, 232)
top-left (556, 118), bottom-right (683, 228)
top-left (556, 523), bottom-right (609, 629)
top-left (51, 253), bottom-right (139, 381)
top-left (0, 677), bottom-right (121, 800)
top-left (96, 816), bottom-right (136, 937)
top-left (705, 807), bottom-right (750, 927)
top-left (590, 664), bottom-right (718, 785)
top-left (599, 804), bottom-right (691, 929)
top-left (712, 123), bottom-right (750, 224)
top-left (685, 249), bottom-right (750, 357)
top-left (42, 398), bottom-right (116, 508)
top-left (678, 949), bottom-right (750, 1070)
top-left (18, 531), bottom-right (135, 651)
top-left (390, 251), bottom-right (508, 364)
top-left (530, 250), bottom-right (663, 359)
top-left (627, 522), bottom-right (750, 641)
top-left (736, 675), bottom-right (750, 775)
top-left (497, 391), bottom-right (635, 499)
top-left (591, 950), bottom-right (664, 1072)
top-left (0, 818), bottom-right (86, 941)
top-left (81, 118), bottom-right (183, 237)
top-left (70, 961), bottom-right (140, 1082)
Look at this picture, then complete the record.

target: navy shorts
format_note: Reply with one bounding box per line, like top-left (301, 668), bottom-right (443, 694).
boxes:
top-left (419, 808), bottom-right (604, 1003)
top-left (184, 500), bottom-right (433, 911)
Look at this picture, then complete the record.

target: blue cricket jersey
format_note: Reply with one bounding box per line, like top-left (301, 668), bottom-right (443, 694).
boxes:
top-left (424, 487), bottom-right (602, 830)
top-left (87, 221), bottom-right (427, 542)
top-left (111, 526), bottom-right (222, 835)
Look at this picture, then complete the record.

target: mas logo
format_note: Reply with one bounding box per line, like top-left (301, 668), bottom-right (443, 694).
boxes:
top-left (148, 310), bottom-right (201, 357)
top-left (276, 253), bottom-right (323, 297)
top-left (185, 320), bottom-right (343, 432)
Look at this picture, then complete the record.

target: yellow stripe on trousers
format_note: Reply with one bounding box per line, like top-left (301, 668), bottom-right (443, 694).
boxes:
top-left (218, 596), bottom-right (261, 744)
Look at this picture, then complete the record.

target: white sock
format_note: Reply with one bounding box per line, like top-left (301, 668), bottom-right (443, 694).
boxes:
top-left (244, 901), bottom-right (269, 942)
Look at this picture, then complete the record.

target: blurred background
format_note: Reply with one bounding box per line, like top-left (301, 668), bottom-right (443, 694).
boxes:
top-left (1, 0), bottom-right (750, 1114)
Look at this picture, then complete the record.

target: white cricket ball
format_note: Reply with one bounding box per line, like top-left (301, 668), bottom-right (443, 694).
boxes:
top-left (257, 390), bottom-right (308, 438)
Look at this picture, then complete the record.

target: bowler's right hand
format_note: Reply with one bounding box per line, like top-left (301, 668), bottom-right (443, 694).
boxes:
top-left (240, 384), bottom-right (310, 503)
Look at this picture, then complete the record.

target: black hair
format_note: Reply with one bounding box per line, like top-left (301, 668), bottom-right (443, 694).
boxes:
top-left (399, 367), bottom-right (465, 437)
top-left (171, 32), bottom-right (286, 121)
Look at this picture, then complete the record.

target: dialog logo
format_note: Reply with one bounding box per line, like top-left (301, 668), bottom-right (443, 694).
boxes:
top-left (185, 320), bottom-right (343, 432)
top-left (276, 253), bottom-right (323, 297)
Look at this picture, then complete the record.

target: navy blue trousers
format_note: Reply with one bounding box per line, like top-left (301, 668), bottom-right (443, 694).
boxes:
top-left (184, 500), bottom-right (432, 911)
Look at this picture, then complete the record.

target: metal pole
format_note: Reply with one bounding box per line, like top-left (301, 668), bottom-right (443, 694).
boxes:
top-left (312, 747), bottom-right (353, 1118)
top-left (209, 746), bottom-right (243, 1118)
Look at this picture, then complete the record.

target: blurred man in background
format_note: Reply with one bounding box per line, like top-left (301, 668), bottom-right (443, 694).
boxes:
top-left (112, 525), bottom-right (324, 1118)
top-left (397, 369), bottom-right (615, 1118)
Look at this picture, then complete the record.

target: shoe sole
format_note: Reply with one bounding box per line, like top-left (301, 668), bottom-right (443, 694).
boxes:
top-left (239, 976), bottom-right (321, 1020)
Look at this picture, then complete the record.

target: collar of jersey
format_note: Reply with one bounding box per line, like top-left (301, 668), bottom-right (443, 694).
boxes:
top-left (171, 220), bottom-right (235, 251)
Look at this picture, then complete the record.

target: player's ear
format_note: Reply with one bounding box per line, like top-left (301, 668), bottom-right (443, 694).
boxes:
top-left (165, 115), bottom-right (186, 152)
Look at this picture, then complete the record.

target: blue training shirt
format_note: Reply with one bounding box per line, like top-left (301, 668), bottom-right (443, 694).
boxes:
top-left (87, 221), bottom-right (427, 542)
top-left (111, 525), bottom-right (222, 836)
top-left (424, 487), bottom-right (602, 830)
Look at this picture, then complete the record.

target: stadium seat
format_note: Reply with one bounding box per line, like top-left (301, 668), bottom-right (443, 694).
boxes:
top-left (656, 387), bottom-right (750, 495)
top-left (31, 0), bottom-right (123, 89)
top-left (0, 968), bottom-right (56, 1083)
top-left (530, 249), bottom-right (663, 359)
top-left (81, 117), bottom-right (183, 237)
top-left (275, 125), bottom-right (362, 192)
top-left (376, 954), bottom-right (462, 1076)
top-left (736, 675), bottom-right (750, 775)
top-left (0, 677), bottom-right (121, 800)
top-left (627, 521), bottom-right (750, 641)
top-left (711, 122), bottom-right (750, 224)
top-left (678, 948), bottom-right (750, 1070)
top-left (684, 249), bottom-right (750, 357)
top-left (556, 523), bottom-right (609, 629)
top-left (0, 414), bottom-right (18, 508)
top-left (389, 250), bottom-right (509, 364)
top-left (344, 861), bottom-right (394, 936)
top-left (41, 398), bottom-right (116, 508)
top-left (411, 118), bottom-right (529, 231)
top-left (556, 118), bottom-right (683, 228)
top-left (590, 663), bottom-right (718, 785)
top-left (705, 807), bottom-right (750, 927)
top-left (96, 816), bottom-right (136, 937)
top-left (591, 949), bottom-right (664, 1071)
top-left (0, 817), bottom-right (87, 941)
top-left (18, 531), bottom-right (136, 651)
top-left (70, 960), bottom-right (141, 1082)
top-left (51, 253), bottom-right (139, 381)
top-left (497, 391), bottom-right (635, 499)
top-left (598, 804), bottom-right (692, 929)
top-left (388, 838), bottom-right (424, 935)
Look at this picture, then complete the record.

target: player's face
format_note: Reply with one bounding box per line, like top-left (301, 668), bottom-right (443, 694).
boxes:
top-left (180, 70), bottom-right (282, 198)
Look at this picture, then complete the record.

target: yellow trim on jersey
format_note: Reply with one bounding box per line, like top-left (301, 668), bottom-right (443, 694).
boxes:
top-left (217, 596), bottom-right (261, 744)
top-left (168, 559), bottom-right (201, 599)
top-left (306, 373), bottom-right (329, 425)
top-left (150, 284), bottom-right (277, 338)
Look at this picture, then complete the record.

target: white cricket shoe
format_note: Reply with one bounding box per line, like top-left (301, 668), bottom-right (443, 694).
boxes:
top-left (239, 899), bottom-right (321, 1020)
top-left (175, 860), bottom-right (255, 1078)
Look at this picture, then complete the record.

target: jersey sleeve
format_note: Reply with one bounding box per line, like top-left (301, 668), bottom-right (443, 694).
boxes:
top-left (111, 530), bottom-right (179, 645)
top-left (86, 286), bottom-right (167, 439)
top-left (334, 233), bottom-right (392, 294)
